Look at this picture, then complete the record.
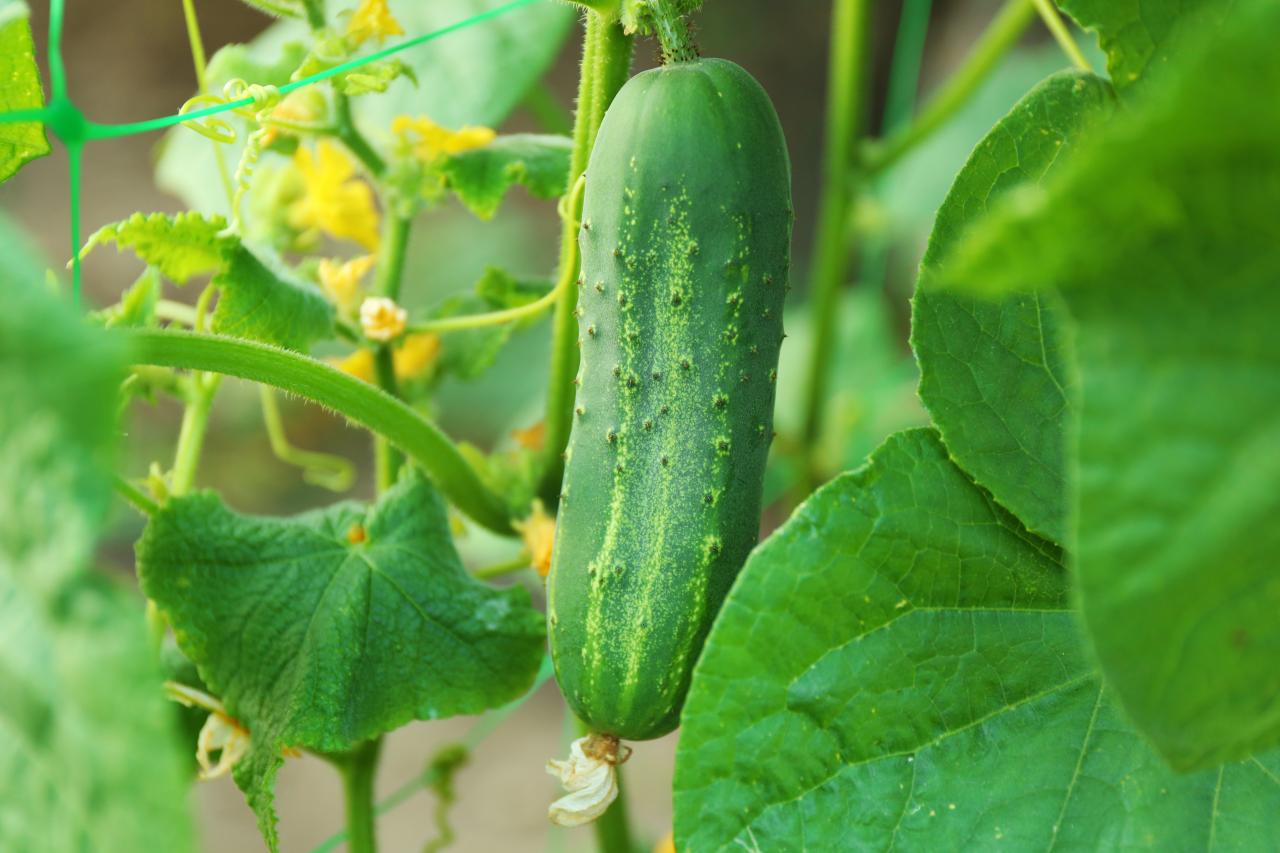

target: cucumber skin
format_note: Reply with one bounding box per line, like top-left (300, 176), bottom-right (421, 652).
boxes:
top-left (548, 58), bottom-right (793, 741)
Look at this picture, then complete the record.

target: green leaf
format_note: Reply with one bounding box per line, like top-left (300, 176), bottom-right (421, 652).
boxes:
top-left (911, 71), bottom-right (1114, 544)
top-left (85, 212), bottom-right (335, 351)
top-left (934, 0), bottom-right (1280, 769)
top-left (432, 266), bottom-right (551, 381)
top-left (136, 472), bottom-right (545, 850)
top-left (1056, 0), bottom-right (1228, 92)
top-left (0, 219), bottom-right (194, 852)
top-left (439, 133), bottom-right (572, 219)
top-left (673, 429), bottom-right (1280, 851)
top-left (0, 1), bottom-right (50, 183)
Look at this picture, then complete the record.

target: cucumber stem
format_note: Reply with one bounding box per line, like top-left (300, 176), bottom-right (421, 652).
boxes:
top-left (645, 0), bottom-right (697, 64)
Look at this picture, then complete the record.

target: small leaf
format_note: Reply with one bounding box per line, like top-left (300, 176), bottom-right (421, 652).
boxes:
top-left (83, 211), bottom-right (231, 283)
top-left (0, 0), bottom-right (50, 183)
top-left (85, 212), bottom-right (335, 351)
top-left (935, 0), bottom-right (1280, 769)
top-left (912, 71), bottom-right (1115, 544)
top-left (136, 472), bottom-right (545, 850)
top-left (211, 244), bottom-right (335, 352)
top-left (439, 134), bottom-right (572, 220)
top-left (0, 217), bottom-right (194, 852)
top-left (334, 58), bottom-right (416, 96)
top-left (673, 429), bottom-right (1280, 851)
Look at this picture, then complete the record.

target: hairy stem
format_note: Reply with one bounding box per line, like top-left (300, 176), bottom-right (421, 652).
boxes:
top-left (121, 329), bottom-right (514, 534)
top-left (170, 375), bottom-right (220, 496)
top-left (646, 0), bottom-right (697, 63)
top-left (862, 0), bottom-right (1037, 175)
top-left (336, 739), bottom-right (381, 853)
top-left (539, 14), bottom-right (634, 507)
top-left (335, 93), bottom-right (387, 178)
top-left (798, 0), bottom-right (873, 481)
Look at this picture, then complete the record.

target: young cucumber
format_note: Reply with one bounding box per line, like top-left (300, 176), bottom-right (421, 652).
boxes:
top-left (548, 57), bottom-right (792, 741)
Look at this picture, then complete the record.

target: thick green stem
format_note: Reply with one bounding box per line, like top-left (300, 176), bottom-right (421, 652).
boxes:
top-left (371, 214), bottom-right (412, 491)
top-left (337, 739), bottom-right (381, 853)
top-left (593, 764), bottom-right (635, 853)
top-left (539, 14), bottom-right (634, 506)
top-left (120, 329), bottom-right (514, 534)
top-left (799, 0), bottom-right (873, 478)
top-left (862, 0), bottom-right (1037, 175)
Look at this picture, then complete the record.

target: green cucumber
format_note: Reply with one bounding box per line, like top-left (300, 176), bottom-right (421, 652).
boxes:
top-left (548, 57), bottom-right (792, 741)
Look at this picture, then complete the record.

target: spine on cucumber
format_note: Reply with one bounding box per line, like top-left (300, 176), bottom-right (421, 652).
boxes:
top-left (548, 57), bottom-right (793, 741)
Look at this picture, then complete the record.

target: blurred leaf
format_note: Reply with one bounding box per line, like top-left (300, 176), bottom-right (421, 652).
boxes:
top-left (936, 0), bottom-right (1280, 769)
top-left (774, 288), bottom-right (926, 479)
top-left (94, 267), bottom-right (162, 330)
top-left (137, 472), bottom-right (544, 851)
top-left (0, 0), bottom-right (49, 183)
top-left (0, 215), bottom-right (194, 852)
top-left (1056, 0), bottom-right (1228, 92)
top-left (431, 266), bottom-right (551, 381)
top-left (674, 429), bottom-right (1280, 851)
top-left (334, 58), bottom-right (417, 96)
top-left (912, 71), bottom-right (1114, 544)
top-left (350, 0), bottom-right (576, 135)
top-left (85, 212), bottom-right (335, 351)
top-left (440, 133), bottom-right (572, 219)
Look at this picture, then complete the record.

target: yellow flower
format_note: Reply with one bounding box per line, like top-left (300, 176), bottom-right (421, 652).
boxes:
top-left (289, 141), bottom-right (381, 251)
top-left (360, 296), bottom-right (408, 342)
top-left (347, 0), bottom-right (404, 46)
top-left (319, 254), bottom-right (377, 314)
top-left (652, 833), bottom-right (676, 853)
top-left (515, 500), bottom-right (556, 579)
top-left (392, 114), bottom-right (495, 163)
top-left (393, 332), bottom-right (441, 380)
top-left (511, 421), bottom-right (546, 452)
top-left (330, 348), bottom-right (376, 383)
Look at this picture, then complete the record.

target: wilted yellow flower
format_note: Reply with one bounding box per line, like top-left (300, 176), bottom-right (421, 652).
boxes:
top-left (360, 296), bottom-right (408, 342)
top-left (330, 348), bottom-right (376, 383)
top-left (290, 141), bottom-right (381, 251)
top-left (392, 114), bottom-right (495, 163)
top-left (515, 500), bottom-right (556, 578)
top-left (393, 332), bottom-right (441, 380)
top-left (319, 254), bottom-right (377, 313)
top-left (347, 0), bottom-right (404, 46)
top-left (165, 682), bottom-right (251, 781)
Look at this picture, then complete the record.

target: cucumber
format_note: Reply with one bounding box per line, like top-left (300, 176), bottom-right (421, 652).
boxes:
top-left (548, 57), bottom-right (792, 741)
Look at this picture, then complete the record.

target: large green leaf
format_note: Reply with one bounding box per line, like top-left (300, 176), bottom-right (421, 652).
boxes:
top-left (440, 133), bottom-right (572, 220)
top-left (673, 429), bottom-right (1280, 851)
top-left (0, 214), bottom-right (194, 851)
top-left (85, 212), bottom-right (335, 351)
top-left (935, 0), bottom-right (1280, 769)
top-left (0, 0), bottom-right (49, 183)
top-left (136, 472), bottom-right (546, 850)
top-left (912, 71), bottom-right (1114, 544)
top-left (1056, 0), bottom-right (1227, 92)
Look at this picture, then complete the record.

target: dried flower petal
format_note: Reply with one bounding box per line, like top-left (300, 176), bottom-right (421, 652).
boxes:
top-left (360, 296), bottom-right (408, 343)
top-left (546, 735), bottom-right (620, 827)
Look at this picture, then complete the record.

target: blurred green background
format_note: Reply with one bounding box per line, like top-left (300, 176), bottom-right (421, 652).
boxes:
top-left (0, 1), bottom-right (1092, 849)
